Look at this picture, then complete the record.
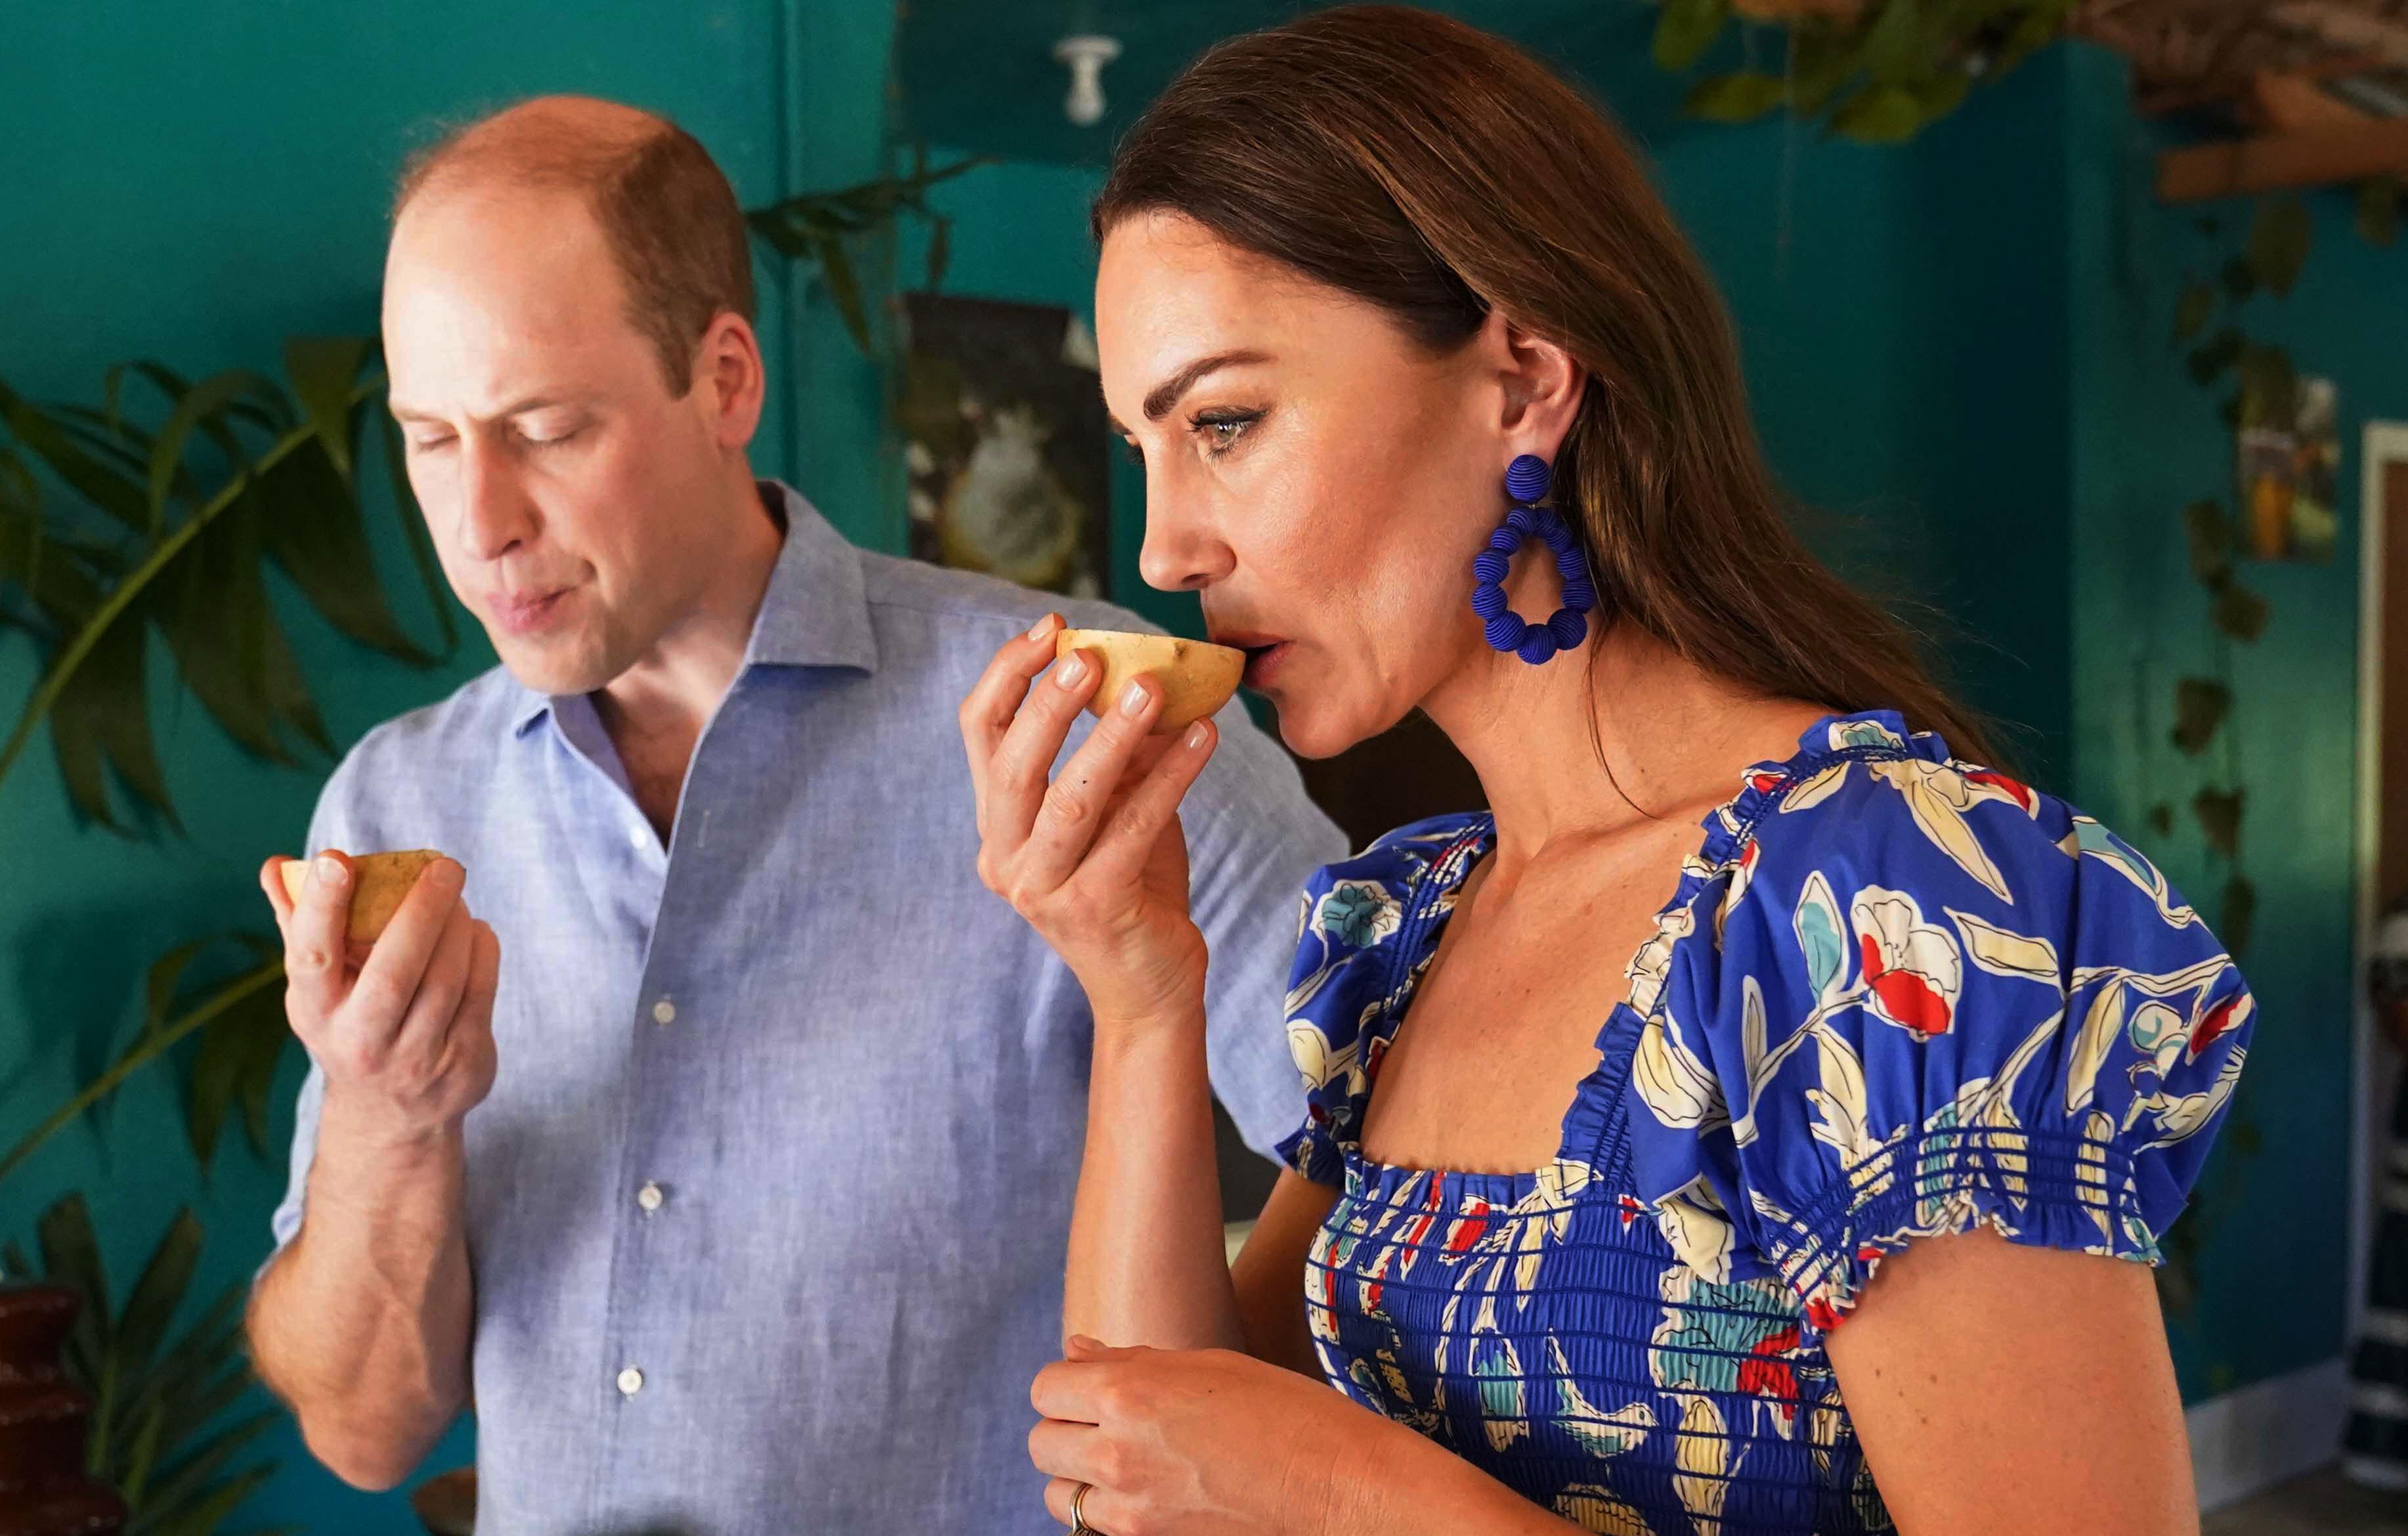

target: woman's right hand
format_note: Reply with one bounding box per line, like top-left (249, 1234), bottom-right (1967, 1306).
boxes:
top-left (959, 613), bottom-right (1220, 1026)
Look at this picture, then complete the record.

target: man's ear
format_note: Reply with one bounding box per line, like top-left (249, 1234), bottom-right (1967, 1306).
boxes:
top-left (695, 311), bottom-right (766, 450)
top-left (1474, 307), bottom-right (1584, 464)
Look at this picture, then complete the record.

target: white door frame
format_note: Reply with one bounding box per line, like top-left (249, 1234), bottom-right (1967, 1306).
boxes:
top-left (2353, 422), bottom-right (2408, 1338)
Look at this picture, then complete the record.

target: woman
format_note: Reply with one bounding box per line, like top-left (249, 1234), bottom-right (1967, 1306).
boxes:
top-left (959, 9), bottom-right (2251, 1533)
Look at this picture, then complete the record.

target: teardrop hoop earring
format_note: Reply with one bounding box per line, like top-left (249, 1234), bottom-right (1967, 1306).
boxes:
top-left (1469, 454), bottom-right (1596, 665)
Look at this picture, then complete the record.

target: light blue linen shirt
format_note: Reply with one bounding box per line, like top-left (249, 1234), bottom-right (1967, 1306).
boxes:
top-left (267, 483), bottom-right (1346, 1535)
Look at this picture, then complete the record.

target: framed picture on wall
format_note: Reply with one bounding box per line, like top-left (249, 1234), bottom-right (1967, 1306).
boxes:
top-left (897, 293), bottom-right (1109, 599)
top-left (2236, 372), bottom-right (2341, 563)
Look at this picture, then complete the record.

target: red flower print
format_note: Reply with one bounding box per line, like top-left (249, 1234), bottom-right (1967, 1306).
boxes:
top-left (1851, 887), bottom-right (1964, 1038)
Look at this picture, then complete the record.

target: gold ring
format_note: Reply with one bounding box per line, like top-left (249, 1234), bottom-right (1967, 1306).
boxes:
top-left (1069, 1480), bottom-right (1097, 1535)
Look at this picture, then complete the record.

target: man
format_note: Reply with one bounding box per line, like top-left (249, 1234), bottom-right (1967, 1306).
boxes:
top-left (246, 96), bottom-right (1344, 1534)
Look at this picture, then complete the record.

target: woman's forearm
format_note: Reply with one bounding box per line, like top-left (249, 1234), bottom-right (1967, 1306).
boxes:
top-left (1062, 999), bottom-right (1245, 1350)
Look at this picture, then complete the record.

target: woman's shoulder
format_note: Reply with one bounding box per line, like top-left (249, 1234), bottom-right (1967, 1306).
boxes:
top-left (1292, 810), bottom-right (1486, 946)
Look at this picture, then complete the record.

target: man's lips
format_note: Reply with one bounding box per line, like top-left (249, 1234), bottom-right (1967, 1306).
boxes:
top-left (489, 586), bottom-right (574, 636)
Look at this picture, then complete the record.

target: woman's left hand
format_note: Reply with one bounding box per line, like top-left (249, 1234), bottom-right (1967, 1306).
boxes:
top-left (1030, 1336), bottom-right (1364, 1535)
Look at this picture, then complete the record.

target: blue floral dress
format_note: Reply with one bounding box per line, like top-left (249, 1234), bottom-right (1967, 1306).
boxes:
top-left (1276, 712), bottom-right (2253, 1535)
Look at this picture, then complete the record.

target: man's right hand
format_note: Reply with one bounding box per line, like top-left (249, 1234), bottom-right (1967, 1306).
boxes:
top-left (259, 852), bottom-right (500, 1147)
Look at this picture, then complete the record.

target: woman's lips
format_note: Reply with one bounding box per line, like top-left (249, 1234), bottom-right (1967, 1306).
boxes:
top-left (1239, 641), bottom-right (1291, 690)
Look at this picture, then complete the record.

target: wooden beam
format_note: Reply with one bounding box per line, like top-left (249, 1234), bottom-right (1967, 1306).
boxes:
top-left (2244, 70), bottom-right (2374, 129)
top-left (2158, 114), bottom-right (2408, 200)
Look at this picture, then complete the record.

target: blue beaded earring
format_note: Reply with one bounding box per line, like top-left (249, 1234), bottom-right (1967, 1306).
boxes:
top-left (1471, 454), bottom-right (1595, 665)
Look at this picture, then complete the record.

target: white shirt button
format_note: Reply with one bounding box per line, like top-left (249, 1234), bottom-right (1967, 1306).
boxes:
top-left (616, 1366), bottom-right (644, 1397)
top-left (629, 824), bottom-right (649, 852)
top-left (637, 1181), bottom-right (664, 1213)
top-left (652, 998), bottom-right (676, 1026)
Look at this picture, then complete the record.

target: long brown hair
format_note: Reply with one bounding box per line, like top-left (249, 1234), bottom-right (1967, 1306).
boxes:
top-left (1093, 5), bottom-right (2000, 767)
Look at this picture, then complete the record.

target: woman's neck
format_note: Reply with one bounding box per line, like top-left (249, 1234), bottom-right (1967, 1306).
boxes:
top-left (1421, 621), bottom-right (1820, 881)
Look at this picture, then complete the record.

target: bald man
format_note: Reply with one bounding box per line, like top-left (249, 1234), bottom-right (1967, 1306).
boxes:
top-left (244, 98), bottom-right (1343, 1533)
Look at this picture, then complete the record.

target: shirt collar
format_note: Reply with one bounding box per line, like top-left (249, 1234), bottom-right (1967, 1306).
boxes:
top-left (507, 480), bottom-right (878, 737)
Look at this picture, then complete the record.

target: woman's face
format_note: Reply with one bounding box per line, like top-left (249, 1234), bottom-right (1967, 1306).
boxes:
top-left (1095, 212), bottom-right (1528, 758)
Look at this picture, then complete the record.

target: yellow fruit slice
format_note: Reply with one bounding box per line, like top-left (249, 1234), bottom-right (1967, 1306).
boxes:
top-left (1054, 629), bottom-right (1245, 734)
top-left (278, 850), bottom-right (450, 944)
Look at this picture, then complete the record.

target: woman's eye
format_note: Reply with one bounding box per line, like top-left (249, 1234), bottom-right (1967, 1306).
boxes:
top-left (1192, 410), bottom-right (1260, 457)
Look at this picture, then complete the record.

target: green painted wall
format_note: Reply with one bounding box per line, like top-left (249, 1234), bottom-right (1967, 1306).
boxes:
top-left (2064, 39), bottom-right (2396, 1397)
top-left (0, 3), bottom-right (890, 1529)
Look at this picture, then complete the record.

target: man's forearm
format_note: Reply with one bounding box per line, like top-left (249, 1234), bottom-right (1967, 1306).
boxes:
top-left (247, 1110), bottom-right (474, 1490)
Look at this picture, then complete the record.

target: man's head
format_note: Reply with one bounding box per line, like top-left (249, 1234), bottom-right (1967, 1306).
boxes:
top-left (383, 95), bottom-right (769, 696)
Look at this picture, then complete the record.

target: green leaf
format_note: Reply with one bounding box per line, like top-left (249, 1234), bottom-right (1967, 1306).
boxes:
top-left (815, 234), bottom-right (873, 353)
top-left (2210, 577), bottom-right (2269, 642)
top-left (2246, 198), bottom-right (2313, 297)
top-left (256, 436), bottom-right (433, 664)
top-left (145, 1460), bottom-right (273, 1536)
top-left (1688, 71), bottom-right (1789, 123)
top-left (926, 215), bottom-right (952, 290)
top-left (1994, 0), bottom-right (2070, 71)
top-left (2171, 676), bottom-right (2230, 755)
top-left (1862, 0), bottom-right (1931, 85)
top-left (146, 494), bottom-right (291, 763)
top-left (185, 986), bottom-right (291, 1167)
top-left (2359, 177), bottom-right (2401, 248)
top-left (0, 381), bottom-right (150, 531)
top-left (2183, 500), bottom-right (2233, 585)
top-left (2187, 327), bottom-right (2243, 386)
top-left (1786, 24), bottom-right (1865, 114)
top-left (2220, 255), bottom-right (2257, 303)
top-left (118, 1400), bottom-right (167, 1509)
top-left (129, 1411), bottom-right (278, 1531)
top-left (37, 1195), bottom-right (110, 1386)
top-left (2193, 786), bottom-right (2245, 859)
top-left (2221, 873), bottom-right (2256, 954)
top-left (2171, 280), bottom-right (2214, 343)
top-left (2147, 802), bottom-right (2174, 839)
top-left (1653, 0), bottom-right (1731, 72)
top-left (145, 370), bottom-right (272, 535)
top-left (49, 600), bottom-right (174, 831)
top-left (1830, 82), bottom-right (1927, 143)
top-left (2236, 341), bottom-right (2297, 428)
top-left (281, 337), bottom-right (370, 479)
top-left (1912, 70), bottom-right (1971, 122)
top-left (115, 1210), bottom-right (202, 1382)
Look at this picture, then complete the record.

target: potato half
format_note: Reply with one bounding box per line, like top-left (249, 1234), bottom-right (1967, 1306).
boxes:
top-left (278, 850), bottom-right (450, 945)
top-left (1055, 629), bottom-right (1245, 734)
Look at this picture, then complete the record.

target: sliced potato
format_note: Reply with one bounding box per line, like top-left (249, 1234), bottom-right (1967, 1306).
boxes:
top-left (1056, 628), bottom-right (1245, 734)
top-left (278, 849), bottom-right (450, 944)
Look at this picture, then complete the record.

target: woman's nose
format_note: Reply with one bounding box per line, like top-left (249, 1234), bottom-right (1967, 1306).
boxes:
top-left (1136, 486), bottom-right (1236, 594)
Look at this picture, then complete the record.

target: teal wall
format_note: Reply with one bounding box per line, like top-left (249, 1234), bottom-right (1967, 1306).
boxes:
top-left (2064, 40), bottom-right (2398, 1396)
top-left (0, 3), bottom-right (890, 1529)
top-left (1, 9), bottom-right (2384, 1533)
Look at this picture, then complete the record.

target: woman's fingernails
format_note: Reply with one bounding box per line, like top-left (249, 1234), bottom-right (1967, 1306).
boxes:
top-left (1186, 721), bottom-right (1211, 751)
top-left (1118, 680), bottom-right (1151, 718)
top-left (313, 856), bottom-right (348, 890)
top-left (1056, 655), bottom-right (1088, 690)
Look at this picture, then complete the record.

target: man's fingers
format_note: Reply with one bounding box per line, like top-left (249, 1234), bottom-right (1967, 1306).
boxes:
top-left (282, 852), bottom-right (354, 1028)
top-left (343, 858), bottom-right (465, 1049)
top-left (396, 900), bottom-right (477, 1062)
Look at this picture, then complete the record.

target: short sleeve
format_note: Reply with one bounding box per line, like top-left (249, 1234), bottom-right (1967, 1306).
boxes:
top-left (1623, 742), bottom-right (2254, 1334)
top-left (1273, 818), bottom-right (1473, 1187)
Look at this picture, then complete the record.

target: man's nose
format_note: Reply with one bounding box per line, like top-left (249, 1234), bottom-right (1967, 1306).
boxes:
top-left (454, 440), bottom-right (536, 563)
top-left (1136, 485), bottom-right (1235, 594)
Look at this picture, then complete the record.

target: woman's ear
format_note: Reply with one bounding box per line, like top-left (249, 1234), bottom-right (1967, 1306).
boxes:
top-left (1476, 307), bottom-right (1585, 462)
